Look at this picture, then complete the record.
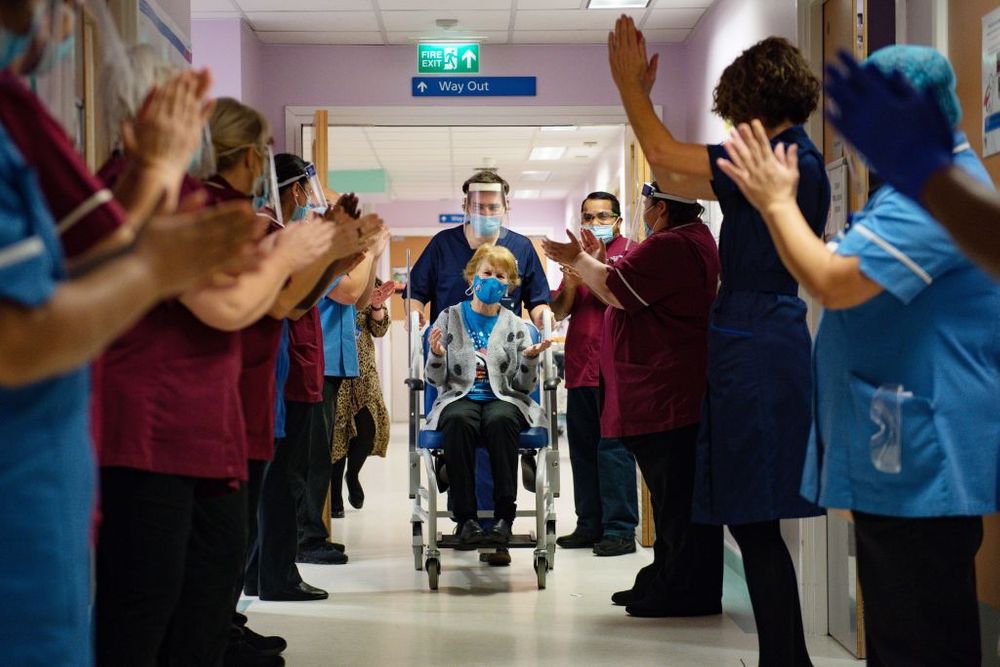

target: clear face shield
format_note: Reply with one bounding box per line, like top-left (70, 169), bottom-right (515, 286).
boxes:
top-left (279, 162), bottom-right (328, 223)
top-left (464, 183), bottom-right (508, 239)
top-left (253, 145), bottom-right (283, 226)
top-left (188, 124), bottom-right (217, 180)
top-left (628, 183), bottom-right (698, 245)
top-left (301, 162), bottom-right (328, 212)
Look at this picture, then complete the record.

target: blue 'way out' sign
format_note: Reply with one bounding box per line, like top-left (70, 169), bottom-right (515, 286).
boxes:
top-left (412, 77), bottom-right (536, 97)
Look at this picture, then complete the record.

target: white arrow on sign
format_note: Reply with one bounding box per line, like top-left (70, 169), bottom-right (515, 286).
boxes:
top-left (461, 50), bottom-right (476, 68)
top-left (417, 81), bottom-right (428, 93)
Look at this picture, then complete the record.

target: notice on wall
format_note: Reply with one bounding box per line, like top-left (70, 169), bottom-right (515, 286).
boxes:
top-left (825, 158), bottom-right (849, 243)
top-left (983, 7), bottom-right (1000, 157)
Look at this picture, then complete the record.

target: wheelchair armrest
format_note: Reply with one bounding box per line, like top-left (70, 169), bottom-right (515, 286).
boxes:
top-left (543, 378), bottom-right (560, 391)
top-left (405, 378), bottom-right (424, 391)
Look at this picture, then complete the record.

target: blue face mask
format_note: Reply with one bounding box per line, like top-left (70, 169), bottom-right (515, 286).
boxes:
top-left (582, 224), bottom-right (614, 243)
top-left (644, 222), bottom-right (654, 238)
top-left (0, 10), bottom-right (37, 70)
top-left (471, 275), bottom-right (507, 305)
top-left (33, 34), bottom-right (74, 76)
top-left (468, 213), bottom-right (502, 237)
top-left (291, 204), bottom-right (310, 222)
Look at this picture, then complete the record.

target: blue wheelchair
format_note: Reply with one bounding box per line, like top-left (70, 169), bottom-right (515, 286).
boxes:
top-left (406, 311), bottom-right (561, 590)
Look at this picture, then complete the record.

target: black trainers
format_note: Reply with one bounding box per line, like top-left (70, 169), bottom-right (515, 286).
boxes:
top-left (486, 518), bottom-right (512, 546)
top-left (455, 519), bottom-right (486, 550)
top-left (241, 626), bottom-right (287, 656)
top-left (593, 536), bottom-right (637, 557)
top-left (556, 530), bottom-right (601, 549)
top-left (347, 475), bottom-right (364, 509)
top-left (611, 588), bottom-right (643, 606)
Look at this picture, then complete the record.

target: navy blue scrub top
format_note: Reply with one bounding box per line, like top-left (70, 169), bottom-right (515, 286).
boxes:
top-left (409, 224), bottom-right (550, 322)
top-left (707, 125), bottom-right (830, 294)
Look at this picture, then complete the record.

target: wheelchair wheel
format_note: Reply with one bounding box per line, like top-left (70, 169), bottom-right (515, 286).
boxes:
top-left (426, 558), bottom-right (440, 590)
top-left (533, 556), bottom-right (547, 590)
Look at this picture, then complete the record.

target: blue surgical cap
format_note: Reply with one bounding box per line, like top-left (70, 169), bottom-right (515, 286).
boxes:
top-left (865, 45), bottom-right (961, 127)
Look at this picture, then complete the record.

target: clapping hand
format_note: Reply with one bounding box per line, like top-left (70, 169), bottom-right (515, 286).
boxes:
top-left (541, 231), bottom-right (583, 266)
top-left (370, 280), bottom-right (396, 308)
top-left (579, 228), bottom-right (607, 263)
top-left (429, 328), bottom-right (445, 356)
top-left (522, 338), bottom-right (553, 359)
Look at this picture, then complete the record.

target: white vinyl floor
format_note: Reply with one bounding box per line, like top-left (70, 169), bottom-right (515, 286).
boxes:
top-left (239, 424), bottom-right (859, 666)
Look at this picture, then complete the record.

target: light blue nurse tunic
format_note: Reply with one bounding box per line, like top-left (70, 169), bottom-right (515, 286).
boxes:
top-left (802, 133), bottom-right (1000, 518)
top-left (0, 123), bottom-right (94, 665)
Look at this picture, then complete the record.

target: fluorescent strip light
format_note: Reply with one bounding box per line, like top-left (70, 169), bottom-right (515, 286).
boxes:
top-left (520, 170), bottom-right (551, 182)
top-left (539, 125), bottom-right (577, 132)
top-left (529, 147), bottom-right (566, 161)
top-left (587, 0), bottom-right (649, 8)
top-left (513, 190), bottom-right (540, 199)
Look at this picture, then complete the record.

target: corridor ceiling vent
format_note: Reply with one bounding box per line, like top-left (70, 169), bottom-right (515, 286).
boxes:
top-left (587, 0), bottom-right (651, 8)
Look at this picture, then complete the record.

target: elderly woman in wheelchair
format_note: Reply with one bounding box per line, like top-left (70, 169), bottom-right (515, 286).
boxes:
top-left (423, 245), bottom-right (552, 550)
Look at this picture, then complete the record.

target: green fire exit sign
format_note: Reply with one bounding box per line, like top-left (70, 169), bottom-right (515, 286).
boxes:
top-left (418, 43), bottom-right (480, 74)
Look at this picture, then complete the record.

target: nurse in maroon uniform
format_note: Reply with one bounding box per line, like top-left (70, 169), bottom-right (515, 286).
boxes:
top-left (93, 91), bottom-right (333, 664)
top-left (543, 182), bottom-right (722, 618)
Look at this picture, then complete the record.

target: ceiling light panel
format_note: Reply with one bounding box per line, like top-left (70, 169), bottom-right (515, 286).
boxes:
top-left (520, 171), bottom-right (551, 182)
top-left (529, 147), bottom-right (567, 160)
top-left (513, 190), bottom-right (541, 199)
top-left (245, 11), bottom-right (378, 32)
top-left (586, 0), bottom-right (649, 8)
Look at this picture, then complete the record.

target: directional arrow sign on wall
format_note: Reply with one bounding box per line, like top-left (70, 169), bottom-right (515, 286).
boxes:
top-left (418, 43), bottom-right (480, 74)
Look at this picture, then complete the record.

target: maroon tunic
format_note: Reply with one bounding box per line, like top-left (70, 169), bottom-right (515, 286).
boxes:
top-left (601, 223), bottom-right (720, 438)
top-left (284, 306), bottom-right (325, 404)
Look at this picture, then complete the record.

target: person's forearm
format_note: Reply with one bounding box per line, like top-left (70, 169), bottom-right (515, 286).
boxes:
top-left (329, 253), bottom-right (375, 305)
top-left (112, 160), bottom-right (179, 225)
top-left (0, 253), bottom-right (164, 386)
top-left (355, 259), bottom-right (379, 310)
top-left (571, 253), bottom-right (623, 309)
top-left (269, 250), bottom-right (341, 317)
top-left (182, 252), bottom-right (292, 330)
top-left (923, 165), bottom-right (1000, 278)
top-left (550, 286), bottom-right (576, 320)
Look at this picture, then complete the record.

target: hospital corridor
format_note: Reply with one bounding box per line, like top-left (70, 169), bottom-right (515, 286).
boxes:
top-left (1, 0), bottom-right (999, 666)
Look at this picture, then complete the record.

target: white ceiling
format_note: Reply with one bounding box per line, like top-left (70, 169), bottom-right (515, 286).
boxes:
top-left (301, 124), bottom-right (624, 201)
top-left (192, 0), bottom-right (716, 45)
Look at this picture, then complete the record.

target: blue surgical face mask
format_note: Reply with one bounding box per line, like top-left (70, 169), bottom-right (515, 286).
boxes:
top-left (468, 213), bottom-right (502, 237)
top-left (582, 224), bottom-right (614, 243)
top-left (644, 222), bottom-right (654, 238)
top-left (471, 275), bottom-right (507, 305)
top-left (33, 34), bottom-right (74, 76)
top-left (290, 187), bottom-right (310, 222)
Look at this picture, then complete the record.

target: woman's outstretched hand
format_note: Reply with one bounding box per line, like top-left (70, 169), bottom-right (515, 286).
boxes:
top-left (429, 328), bottom-right (445, 357)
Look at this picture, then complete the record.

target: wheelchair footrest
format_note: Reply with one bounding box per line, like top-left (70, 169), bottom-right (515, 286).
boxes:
top-left (437, 533), bottom-right (538, 550)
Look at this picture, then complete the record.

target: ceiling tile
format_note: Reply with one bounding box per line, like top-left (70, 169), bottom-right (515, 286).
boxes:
top-left (192, 0), bottom-right (239, 12)
top-left (511, 30), bottom-right (610, 43)
top-left (516, 0), bottom-right (583, 8)
top-left (641, 28), bottom-right (689, 42)
top-left (642, 8), bottom-right (704, 29)
top-left (381, 10), bottom-right (512, 32)
top-left (378, 0), bottom-right (511, 8)
top-left (650, 0), bottom-right (714, 7)
top-left (254, 31), bottom-right (385, 44)
top-left (514, 8), bottom-right (644, 31)
top-left (245, 11), bottom-right (379, 31)
top-left (236, 0), bottom-right (370, 10)
top-left (385, 30), bottom-right (509, 44)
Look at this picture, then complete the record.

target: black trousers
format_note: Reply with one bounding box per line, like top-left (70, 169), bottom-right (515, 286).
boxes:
top-left (439, 398), bottom-right (526, 523)
top-left (854, 511), bottom-right (983, 667)
top-left (622, 425), bottom-right (723, 608)
top-left (294, 377), bottom-right (342, 549)
top-left (729, 520), bottom-right (811, 667)
top-left (237, 459), bottom-right (268, 601)
top-left (330, 406), bottom-right (376, 511)
top-left (96, 467), bottom-right (245, 667)
top-left (250, 400), bottom-right (321, 594)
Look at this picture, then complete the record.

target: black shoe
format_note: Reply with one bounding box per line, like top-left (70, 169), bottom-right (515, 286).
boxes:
top-left (482, 547), bottom-right (511, 566)
top-left (625, 596), bottom-right (722, 618)
top-left (296, 544), bottom-right (348, 565)
top-left (259, 581), bottom-right (329, 602)
top-left (486, 519), bottom-right (512, 546)
top-left (224, 638), bottom-right (286, 666)
top-left (593, 536), bottom-right (637, 557)
top-left (347, 476), bottom-right (364, 509)
top-left (611, 588), bottom-right (643, 606)
top-left (556, 530), bottom-right (600, 549)
top-left (243, 582), bottom-right (259, 597)
top-left (241, 626), bottom-right (287, 656)
top-left (330, 507), bottom-right (345, 519)
top-left (455, 519), bottom-right (486, 550)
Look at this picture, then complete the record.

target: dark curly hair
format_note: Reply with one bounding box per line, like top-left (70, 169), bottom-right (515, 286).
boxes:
top-left (712, 37), bottom-right (820, 128)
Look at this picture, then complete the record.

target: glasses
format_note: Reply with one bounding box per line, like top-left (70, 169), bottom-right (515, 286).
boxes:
top-left (581, 211), bottom-right (619, 223)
